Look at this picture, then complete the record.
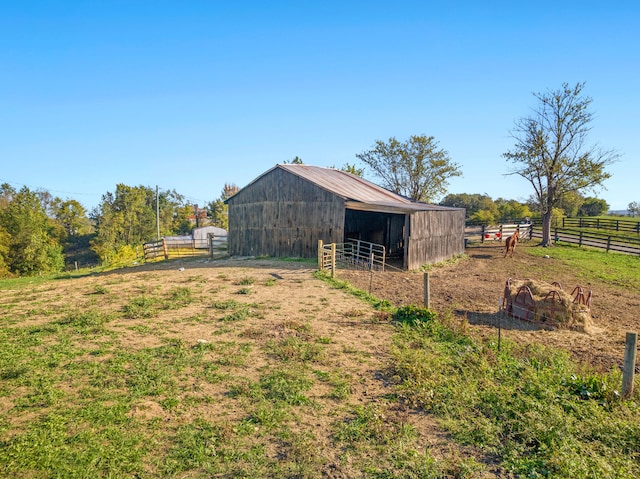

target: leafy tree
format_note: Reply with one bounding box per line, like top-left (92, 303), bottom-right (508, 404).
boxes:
top-left (207, 183), bottom-right (240, 230)
top-left (578, 197), bottom-right (609, 217)
top-left (469, 209), bottom-right (497, 225)
top-left (157, 189), bottom-right (193, 235)
top-left (333, 163), bottom-right (365, 177)
top-left (356, 135), bottom-right (462, 203)
top-left (504, 83), bottom-right (619, 246)
top-left (284, 156), bottom-right (304, 164)
top-left (0, 186), bottom-right (64, 275)
top-left (628, 201), bottom-right (640, 217)
top-left (53, 199), bottom-right (92, 237)
top-left (91, 184), bottom-right (157, 263)
top-left (557, 191), bottom-right (584, 217)
top-left (0, 183), bottom-right (16, 210)
top-left (35, 189), bottom-right (57, 217)
top-left (342, 163), bottom-right (364, 176)
top-left (439, 193), bottom-right (496, 220)
top-left (0, 228), bottom-right (10, 277)
top-left (495, 198), bottom-right (533, 223)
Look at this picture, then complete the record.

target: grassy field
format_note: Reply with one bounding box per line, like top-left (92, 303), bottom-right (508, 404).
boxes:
top-left (526, 242), bottom-right (640, 289)
top-left (0, 250), bottom-right (639, 478)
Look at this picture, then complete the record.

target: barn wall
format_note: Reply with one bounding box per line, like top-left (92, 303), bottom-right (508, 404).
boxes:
top-left (406, 209), bottom-right (465, 270)
top-left (227, 168), bottom-right (344, 258)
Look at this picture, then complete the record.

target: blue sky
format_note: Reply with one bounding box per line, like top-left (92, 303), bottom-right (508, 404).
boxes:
top-left (1, 1), bottom-right (638, 212)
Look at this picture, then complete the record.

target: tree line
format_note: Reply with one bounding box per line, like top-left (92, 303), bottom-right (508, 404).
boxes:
top-left (0, 182), bottom-right (238, 277)
top-left (437, 192), bottom-right (610, 225)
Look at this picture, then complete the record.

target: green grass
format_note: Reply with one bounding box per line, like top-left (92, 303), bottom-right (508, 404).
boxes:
top-left (312, 270), bottom-right (394, 311)
top-left (3, 257), bottom-right (638, 478)
top-left (389, 309), bottom-right (640, 479)
top-left (526, 242), bottom-right (640, 289)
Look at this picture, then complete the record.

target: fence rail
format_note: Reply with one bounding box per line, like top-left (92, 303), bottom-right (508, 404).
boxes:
top-left (465, 221), bottom-right (640, 255)
top-left (539, 227), bottom-right (640, 255)
top-left (561, 217), bottom-right (640, 234)
top-left (143, 234), bottom-right (227, 261)
top-left (143, 240), bottom-right (168, 260)
top-left (318, 239), bottom-right (387, 275)
top-left (465, 224), bottom-right (533, 243)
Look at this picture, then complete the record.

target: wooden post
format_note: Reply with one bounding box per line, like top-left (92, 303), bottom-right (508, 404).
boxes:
top-left (317, 240), bottom-right (323, 270)
top-left (423, 272), bottom-right (430, 309)
top-left (330, 243), bottom-right (336, 278)
top-left (622, 332), bottom-right (637, 398)
top-left (369, 253), bottom-right (374, 293)
top-left (497, 298), bottom-right (503, 352)
top-left (162, 238), bottom-right (169, 260)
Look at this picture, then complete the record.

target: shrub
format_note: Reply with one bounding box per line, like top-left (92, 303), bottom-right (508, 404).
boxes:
top-left (392, 305), bottom-right (437, 325)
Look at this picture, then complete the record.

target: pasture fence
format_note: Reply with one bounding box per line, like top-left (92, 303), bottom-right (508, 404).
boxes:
top-left (465, 221), bottom-right (640, 255)
top-left (539, 227), bottom-right (640, 255)
top-left (562, 217), bottom-right (640, 234)
top-left (142, 239), bottom-right (169, 260)
top-left (143, 233), bottom-right (227, 261)
top-left (465, 223), bottom-right (533, 243)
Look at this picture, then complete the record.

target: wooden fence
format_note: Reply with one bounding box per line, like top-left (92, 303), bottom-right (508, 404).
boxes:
top-left (543, 227), bottom-right (640, 255)
top-left (465, 221), bottom-right (640, 255)
top-left (562, 217), bottom-right (640, 234)
top-left (143, 234), bottom-right (228, 261)
top-left (143, 239), bottom-right (169, 260)
top-left (465, 223), bottom-right (533, 243)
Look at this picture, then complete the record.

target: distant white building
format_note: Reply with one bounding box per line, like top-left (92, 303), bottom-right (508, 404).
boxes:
top-left (193, 226), bottom-right (227, 247)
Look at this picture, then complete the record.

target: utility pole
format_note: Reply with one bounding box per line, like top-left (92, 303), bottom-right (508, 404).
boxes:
top-left (156, 185), bottom-right (160, 240)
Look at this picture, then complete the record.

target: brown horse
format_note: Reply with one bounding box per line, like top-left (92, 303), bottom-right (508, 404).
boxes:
top-left (504, 229), bottom-right (520, 258)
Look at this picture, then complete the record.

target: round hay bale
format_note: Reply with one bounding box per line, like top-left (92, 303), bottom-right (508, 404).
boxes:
top-left (504, 279), bottom-right (593, 333)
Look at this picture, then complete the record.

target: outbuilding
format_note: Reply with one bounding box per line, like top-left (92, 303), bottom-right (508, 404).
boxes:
top-left (226, 164), bottom-right (465, 269)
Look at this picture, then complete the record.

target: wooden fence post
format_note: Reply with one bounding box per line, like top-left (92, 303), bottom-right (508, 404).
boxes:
top-left (162, 238), bottom-right (169, 260)
top-left (317, 240), bottom-right (323, 270)
top-left (623, 332), bottom-right (637, 398)
top-left (423, 272), bottom-right (430, 309)
top-left (330, 243), bottom-right (336, 278)
top-left (369, 253), bottom-right (375, 293)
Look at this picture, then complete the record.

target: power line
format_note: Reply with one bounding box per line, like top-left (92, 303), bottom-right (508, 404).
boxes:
top-left (0, 177), bottom-right (102, 198)
top-left (0, 177), bottom-right (212, 205)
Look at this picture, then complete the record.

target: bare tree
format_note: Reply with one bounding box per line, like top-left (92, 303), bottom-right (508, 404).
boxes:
top-left (503, 83), bottom-right (619, 246)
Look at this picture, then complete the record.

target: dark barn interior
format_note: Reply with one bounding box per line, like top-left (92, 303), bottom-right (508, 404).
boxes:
top-left (344, 209), bottom-right (405, 259)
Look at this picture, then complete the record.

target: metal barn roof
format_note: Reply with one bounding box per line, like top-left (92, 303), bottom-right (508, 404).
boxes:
top-left (231, 164), bottom-right (457, 214)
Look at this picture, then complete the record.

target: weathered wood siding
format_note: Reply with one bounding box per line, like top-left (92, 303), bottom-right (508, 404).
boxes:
top-left (227, 168), bottom-right (344, 258)
top-left (406, 209), bottom-right (466, 270)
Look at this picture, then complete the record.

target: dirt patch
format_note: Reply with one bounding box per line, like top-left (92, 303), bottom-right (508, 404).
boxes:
top-left (339, 242), bottom-right (639, 373)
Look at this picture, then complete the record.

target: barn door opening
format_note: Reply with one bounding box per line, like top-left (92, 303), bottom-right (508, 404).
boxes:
top-left (344, 209), bottom-right (405, 260)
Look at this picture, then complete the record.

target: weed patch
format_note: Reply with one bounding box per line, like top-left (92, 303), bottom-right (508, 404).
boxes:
top-left (390, 316), bottom-right (640, 478)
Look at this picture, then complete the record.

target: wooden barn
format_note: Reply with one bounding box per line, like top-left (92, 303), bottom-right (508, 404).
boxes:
top-left (226, 164), bottom-right (465, 269)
